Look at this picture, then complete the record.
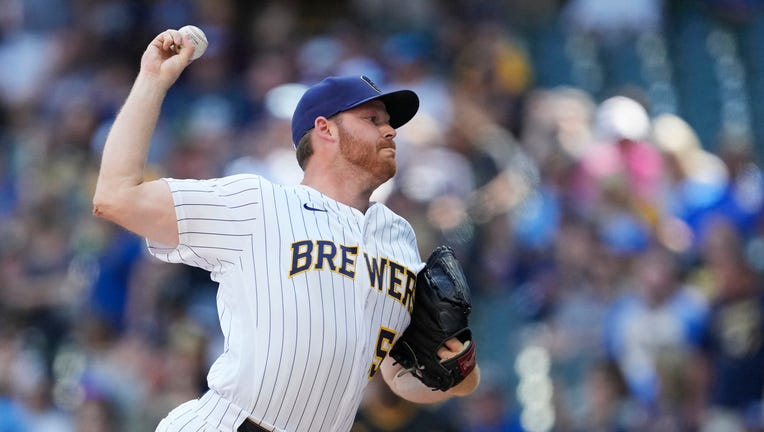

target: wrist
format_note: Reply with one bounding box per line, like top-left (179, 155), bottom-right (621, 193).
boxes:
top-left (134, 71), bottom-right (173, 97)
top-left (447, 365), bottom-right (480, 397)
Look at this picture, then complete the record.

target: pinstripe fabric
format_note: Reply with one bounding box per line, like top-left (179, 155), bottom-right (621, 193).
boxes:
top-left (155, 390), bottom-right (254, 432)
top-left (148, 174), bottom-right (423, 432)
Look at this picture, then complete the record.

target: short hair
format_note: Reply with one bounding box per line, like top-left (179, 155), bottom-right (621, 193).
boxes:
top-left (295, 115), bottom-right (344, 170)
top-left (295, 131), bottom-right (313, 170)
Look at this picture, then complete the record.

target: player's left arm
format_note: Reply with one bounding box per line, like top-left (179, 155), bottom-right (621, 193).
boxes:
top-left (380, 338), bottom-right (480, 404)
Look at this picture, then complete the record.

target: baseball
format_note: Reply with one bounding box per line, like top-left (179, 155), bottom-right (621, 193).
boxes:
top-left (179, 25), bottom-right (208, 61)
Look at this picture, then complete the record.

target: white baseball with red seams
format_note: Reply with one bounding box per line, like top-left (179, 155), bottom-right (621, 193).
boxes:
top-left (179, 25), bottom-right (208, 60)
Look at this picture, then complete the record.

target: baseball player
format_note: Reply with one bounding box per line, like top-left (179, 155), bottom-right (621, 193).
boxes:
top-left (92, 29), bottom-right (480, 432)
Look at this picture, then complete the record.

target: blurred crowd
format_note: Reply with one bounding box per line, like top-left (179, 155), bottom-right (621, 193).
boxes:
top-left (2, 0), bottom-right (764, 431)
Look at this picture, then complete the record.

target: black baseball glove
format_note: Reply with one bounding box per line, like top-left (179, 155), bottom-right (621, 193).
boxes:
top-left (389, 245), bottom-right (476, 391)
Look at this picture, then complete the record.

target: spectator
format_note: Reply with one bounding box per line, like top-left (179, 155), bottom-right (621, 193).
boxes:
top-left (603, 244), bottom-right (709, 418)
top-left (572, 360), bottom-right (647, 432)
top-left (692, 217), bottom-right (764, 430)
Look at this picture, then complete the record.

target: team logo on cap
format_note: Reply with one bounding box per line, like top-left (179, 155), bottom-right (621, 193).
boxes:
top-left (361, 75), bottom-right (382, 94)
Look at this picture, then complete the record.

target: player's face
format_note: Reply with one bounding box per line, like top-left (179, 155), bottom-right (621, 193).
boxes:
top-left (335, 101), bottom-right (397, 184)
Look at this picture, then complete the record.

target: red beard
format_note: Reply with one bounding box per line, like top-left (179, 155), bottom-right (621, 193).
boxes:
top-left (337, 125), bottom-right (396, 186)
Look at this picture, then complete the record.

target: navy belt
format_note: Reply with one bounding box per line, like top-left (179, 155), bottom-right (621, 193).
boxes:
top-left (237, 418), bottom-right (270, 432)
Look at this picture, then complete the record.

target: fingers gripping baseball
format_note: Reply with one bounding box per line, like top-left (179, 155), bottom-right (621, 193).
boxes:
top-left (140, 29), bottom-right (195, 87)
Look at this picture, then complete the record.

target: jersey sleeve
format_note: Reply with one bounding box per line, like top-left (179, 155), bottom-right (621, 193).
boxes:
top-left (147, 174), bottom-right (262, 272)
top-left (370, 203), bottom-right (426, 280)
top-left (390, 206), bottom-right (426, 273)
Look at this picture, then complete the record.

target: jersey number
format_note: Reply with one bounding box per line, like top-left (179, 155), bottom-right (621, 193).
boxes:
top-left (368, 327), bottom-right (397, 379)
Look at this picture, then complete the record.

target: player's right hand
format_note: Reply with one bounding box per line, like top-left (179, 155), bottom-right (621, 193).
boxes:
top-left (140, 29), bottom-right (195, 89)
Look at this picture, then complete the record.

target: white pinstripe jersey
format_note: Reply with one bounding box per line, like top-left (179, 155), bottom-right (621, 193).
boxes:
top-left (148, 174), bottom-right (423, 432)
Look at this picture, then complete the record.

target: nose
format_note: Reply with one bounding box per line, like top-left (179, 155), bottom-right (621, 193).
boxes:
top-left (381, 123), bottom-right (396, 139)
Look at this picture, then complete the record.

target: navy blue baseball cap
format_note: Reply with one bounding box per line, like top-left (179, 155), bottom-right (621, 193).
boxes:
top-left (291, 75), bottom-right (419, 147)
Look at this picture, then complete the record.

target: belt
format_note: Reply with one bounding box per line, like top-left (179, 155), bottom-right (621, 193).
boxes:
top-left (237, 418), bottom-right (270, 432)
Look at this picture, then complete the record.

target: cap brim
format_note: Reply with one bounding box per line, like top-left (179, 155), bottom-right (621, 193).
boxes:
top-left (346, 89), bottom-right (419, 129)
top-left (378, 89), bottom-right (419, 129)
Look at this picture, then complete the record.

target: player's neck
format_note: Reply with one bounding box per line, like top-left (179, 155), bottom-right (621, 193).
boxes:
top-left (301, 171), bottom-right (375, 213)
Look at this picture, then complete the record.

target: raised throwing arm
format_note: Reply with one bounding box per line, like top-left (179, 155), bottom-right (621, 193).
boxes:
top-left (92, 29), bottom-right (198, 246)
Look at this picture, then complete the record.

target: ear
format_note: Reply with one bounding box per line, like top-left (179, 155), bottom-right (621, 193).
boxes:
top-left (312, 116), bottom-right (337, 144)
